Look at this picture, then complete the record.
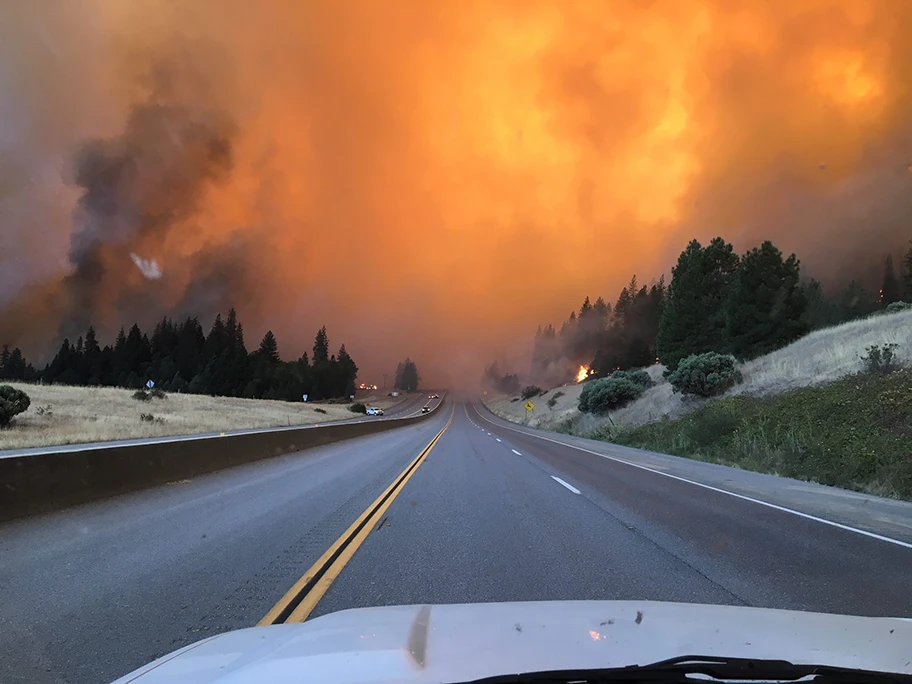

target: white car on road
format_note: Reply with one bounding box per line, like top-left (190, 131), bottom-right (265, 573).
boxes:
top-left (366, 407), bottom-right (384, 416)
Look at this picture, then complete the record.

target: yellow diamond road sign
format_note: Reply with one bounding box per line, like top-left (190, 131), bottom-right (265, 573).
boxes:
top-left (525, 401), bottom-right (535, 412)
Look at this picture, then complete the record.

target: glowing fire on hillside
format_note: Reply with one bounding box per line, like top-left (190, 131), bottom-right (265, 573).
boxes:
top-left (576, 366), bottom-right (592, 383)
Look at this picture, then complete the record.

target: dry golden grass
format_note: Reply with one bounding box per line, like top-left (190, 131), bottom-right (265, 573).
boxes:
top-left (486, 309), bottom-right (912, 432)
top-left (0, 383), bottom-right (397, 450)
top-left (734, 308), bottom-right (912, 395)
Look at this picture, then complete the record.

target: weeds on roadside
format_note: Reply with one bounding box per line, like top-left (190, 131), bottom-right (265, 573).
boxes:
top-left (607, 370), bottom-right (912, 500)
top-left (861, 343), bottom-right (900, 374)
top-left (547, 390), bottom-right (565, 409)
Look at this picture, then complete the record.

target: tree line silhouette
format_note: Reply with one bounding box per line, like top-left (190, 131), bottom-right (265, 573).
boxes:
top-left (0, 309), bottom-right (359, 401)
top-left (486, 237), bottom-right (912, 388)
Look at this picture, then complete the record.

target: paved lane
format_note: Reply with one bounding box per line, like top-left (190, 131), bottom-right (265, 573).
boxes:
top-left (0, 406), bottom-right (449, 684)
top-left (313, 401), bottom-right (912, 619)
top-left (3, 395), bottom-right (910, 683)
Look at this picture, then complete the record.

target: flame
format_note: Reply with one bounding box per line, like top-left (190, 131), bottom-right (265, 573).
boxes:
top-left (576, 366), bottom-right (590, 383)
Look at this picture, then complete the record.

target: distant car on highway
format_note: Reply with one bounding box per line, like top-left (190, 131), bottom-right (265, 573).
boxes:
top-left (421, 406), bottom-right (430, 413)
top-left (366, 407), bottom-right (384, 416)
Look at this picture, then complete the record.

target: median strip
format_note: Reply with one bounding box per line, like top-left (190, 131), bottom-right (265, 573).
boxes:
top-left (259, 404), bottom-right (455, 625)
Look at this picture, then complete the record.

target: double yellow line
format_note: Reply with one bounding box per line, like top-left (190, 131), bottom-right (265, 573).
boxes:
top-left (259, 404), bottom-right (455, 625)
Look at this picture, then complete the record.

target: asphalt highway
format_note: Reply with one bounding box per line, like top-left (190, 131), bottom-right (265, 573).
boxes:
top-left (2, 396), bottom-right (910, 683)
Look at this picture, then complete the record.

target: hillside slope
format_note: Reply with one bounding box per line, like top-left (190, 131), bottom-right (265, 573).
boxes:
top-left (487, 308), bottom-right (912, 433)
top-left (484, 308), bottom-right (912, 498)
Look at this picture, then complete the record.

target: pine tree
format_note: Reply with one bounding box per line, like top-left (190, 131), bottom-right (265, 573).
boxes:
top-left (83, 326), bottom-right (102, 384)
top-left (801, 279), bottom-right (834, 330)
top-left (221, 309), bottom-right (248, 395)
top-left (724, 241), bottom-right (808, 359)
top-left (657, 237), bottom-right (739, 370)
top-left (120, 324), bottom-right (149, 386)
top-left (593, 297), bottom-right (611, 326)
top-left (0, 345), bottom-right (9, 379)
top-left (175, 317), bottom-right (205, 383)
top-left (880, 254), bottom-right (901, 306)
top-left (204, 314), bottom-right (227, 365)
top-left (613, 276), bottom-right (637, 329)
top-left (312, 326), bottom-right (329, 365)
top-left (6, 348), bottom-right (27, 381)
top-left (394, 360), bottom-right (405, 390)
top-left (47, 339), bottom-right (74, 383)
top-left (111, 327), bottom-right (128, 384)
top-left (336, 344), bottom-right (358, 397)
top-left (258, 330), bottom-right (280, 363)
top-left (296, 352), bottom-right (313, 399)
top-left (395, 358), bottom-right (420, 392)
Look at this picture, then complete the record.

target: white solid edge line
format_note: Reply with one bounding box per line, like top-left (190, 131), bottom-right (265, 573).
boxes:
top-left (551, 476), bottom-right (581, 494)
top-left (471, 403), bottom-right (912, 551)
top-left (512, 449), bottom-right (522, 456)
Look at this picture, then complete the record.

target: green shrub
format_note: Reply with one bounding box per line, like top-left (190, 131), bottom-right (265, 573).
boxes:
top-left (314, 407), bottom-right (327, 414)
top-left (588, 377), bottom-right (644, 414)
top-left (521, 385), bottom-right (543, 400)
top-left (861, 343), bottom-right (901, 374)
top-left (578, 381), bottom-right (596, 412)
top-left (667, 352), bottom-right (742, 397)
top-left (547, 390), bottom-right (565, 409)
top-left (349, 402), bottom-right (367, 414)
top-left (150, 387), bottom-right (167, 400)
top-left (579, 377), bottom-right (643, 414)
top-left (611, 369), bottom-right (654, 389)
top-left (510, 397), bottom-right (520, 403)
top-left (0, 385), bottom-right (30, 427)
top-left (133, 390), bottom-right (152, 402)
top-left (578, 379), bottom-right (606, 412)
top-left (139, 413), bottom-right (163, 424)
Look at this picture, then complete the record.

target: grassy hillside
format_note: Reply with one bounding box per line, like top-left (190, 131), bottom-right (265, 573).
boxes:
top-left (488, 309), bottom-right (912, 431)
top-left (0, 383), bottom-right (397, 450)
top-left (607, 369), bottom-right (912, 499)
top-left (484, 309), bottom-right (912, 498)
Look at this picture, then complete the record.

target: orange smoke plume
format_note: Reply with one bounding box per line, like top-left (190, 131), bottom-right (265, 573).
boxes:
top-left (2, 1), bottom-right (911, 385)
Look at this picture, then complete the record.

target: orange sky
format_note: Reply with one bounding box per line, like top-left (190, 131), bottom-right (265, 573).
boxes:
top-left (1, 1), bottom-right (911, 386)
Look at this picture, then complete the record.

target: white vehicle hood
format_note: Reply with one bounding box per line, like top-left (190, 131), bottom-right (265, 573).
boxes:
top-left (113, 600), bottom-right (912, 683)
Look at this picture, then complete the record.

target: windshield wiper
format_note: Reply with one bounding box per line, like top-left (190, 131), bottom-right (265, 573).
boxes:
top-left (465, 655), bottom-right (912, 684)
